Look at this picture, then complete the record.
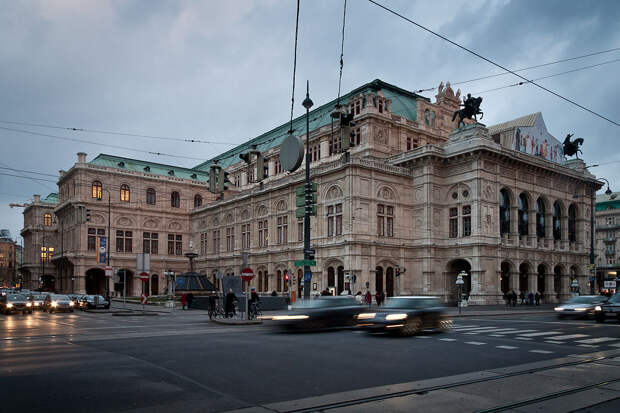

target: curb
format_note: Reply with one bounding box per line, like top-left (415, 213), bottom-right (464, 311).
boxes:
top-left (112, 312), bottom-right (159, 317)
top-left (210, 318), bottom-right (262, 326)
top-left (449, 310), bottom-right (555, 318)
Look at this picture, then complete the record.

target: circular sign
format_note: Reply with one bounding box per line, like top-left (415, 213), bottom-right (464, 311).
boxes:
top-left (99, 246), bottom-right (106, 253)
top-left (241, 267), bottom-right (254, 282)
top-left (139, 271), bottom-right (149, 281)
top-left (280, 134), bottom-right (305, 172)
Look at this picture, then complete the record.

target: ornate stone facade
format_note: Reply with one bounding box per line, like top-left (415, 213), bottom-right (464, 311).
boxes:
top-left (20, 79), bottom-right (599, 304)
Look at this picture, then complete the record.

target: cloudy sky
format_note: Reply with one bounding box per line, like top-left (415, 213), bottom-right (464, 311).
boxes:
top-left (1, 0), bottom-right (619, 240)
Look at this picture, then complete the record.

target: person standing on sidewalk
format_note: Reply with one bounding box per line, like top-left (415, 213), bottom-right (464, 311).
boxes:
top-left (519, 290), bottom-right (525, 305)
top-left (225, 288), bottom-right (237, 318)
top-left (208, 292), bottom-right (217, 320)
top-left (186, 292), bottom-right (194, 309)
top-left (365, 290), bottom-right (372, 308)
top-left (535, 291), bottom-right (541, 305)
top-left (180, 293), bottom-right (187, 310)
top-left (510, 290), bottom-right (517, 307)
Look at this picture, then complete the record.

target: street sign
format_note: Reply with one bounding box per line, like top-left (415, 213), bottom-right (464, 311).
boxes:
top-left (241, 267), bottom-right (254, 282)
top-left (139, 271), bottom-right (149, 281)
top-left (304, 271), bottom-right (312, 282)
top-left (105, 266), bottom-right (113, 277)
top-left (295, 259), bottom-right (316, 267)
top-left (140, 294), bottom-right (148, 304)
top-left (304, 248), bottom-right (316, 255)
top-left (604, 280), bottom-right (616, 288)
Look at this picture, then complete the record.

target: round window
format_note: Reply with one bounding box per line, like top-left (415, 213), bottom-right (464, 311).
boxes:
top-left (462, 190), bottom-right (469, 198)
top-left (452, 192), bottom-right (458, 200)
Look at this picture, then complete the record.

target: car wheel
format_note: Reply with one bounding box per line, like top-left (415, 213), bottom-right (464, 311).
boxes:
top-left (401, 317), bottom-right (422, 336)
top-left (439, 319), bottom-right (452, 332)
top-left (595, 313), bottom-right (605, 323)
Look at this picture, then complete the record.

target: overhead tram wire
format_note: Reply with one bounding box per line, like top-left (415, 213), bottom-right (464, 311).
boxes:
top-left (367, 0), bottom-right (620, 128)
top-left (336, 0), bottom-right (348, 106)
top-left (0, 120), bottom-right (236, 146)
top-left (473, 58), bottom-right (620, 95)
top-left (412, 46), bottom-right (620, 93)
top-left (0, 172), bottom-right (57, 183)
top-left (288, 0), bottom-right (301, 135)
top-left (0, 166), bottom-right (58, 177)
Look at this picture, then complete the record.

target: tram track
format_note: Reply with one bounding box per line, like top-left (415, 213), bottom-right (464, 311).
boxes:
top-left (279, 353), bottom-right (620, 413)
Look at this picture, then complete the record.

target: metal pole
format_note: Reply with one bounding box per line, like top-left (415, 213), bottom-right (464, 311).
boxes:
top-left (458, 284), bottom-right (462, 315)
top-left (123, 270), bottom-right (126, 309)
top-left (302, 81), bottom-right (313, 299)
top-left (107, 192), bottom-right (111, 300)
top-left (590, 182), bottom-right (595, 294)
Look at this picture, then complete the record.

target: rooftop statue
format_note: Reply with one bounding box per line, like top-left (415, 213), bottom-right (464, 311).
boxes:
top-left (562, 133), bottom-right (584, 159)
top-left (452, 93), bottom-right (483, 128)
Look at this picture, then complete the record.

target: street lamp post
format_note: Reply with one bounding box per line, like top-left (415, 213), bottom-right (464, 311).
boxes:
top-left (97, 189), bottom-right (112, 299)
top-left (302, 81), bottom-right (313, 299)
top-left (456, 271), bottom-right (466, 315)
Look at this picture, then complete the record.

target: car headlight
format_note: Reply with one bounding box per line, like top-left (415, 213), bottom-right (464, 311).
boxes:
top-left (69, 302), bottom-right (74, 306)
top-left (594, 305), bottom-right (602, 312)
top-left (52, 301), bottom-right (58, 307)
top-left (554, 307), bottom-right (564, 311)
top-left (35, 302), bottom-right (40, 306)
top-left (574, 308), bottom-right (588, 312)
top-left (386, 313), bottom-right (408, 321)
top-left (26, 302), bottom-right (32, 307)
top-left (6, 303), bottom-right (13, 308)
top-left (272, 315), bottom-right (309, 320)
top-left (357, 313), bottom-right (376, 320)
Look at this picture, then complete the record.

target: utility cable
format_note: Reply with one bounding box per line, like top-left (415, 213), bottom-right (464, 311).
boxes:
top-left (473, 57), bottom-right (620, 95)
top-left (413, 46), bottom-right (620, 93)
top-left (0, 166), bottom-right (58, 178)
top-left (0, 172), bottom-right (57, 183)
top-left (368, 0), bottom-right (620, 128)
top-left (336, 0), bottom-right (348, 106)
top-left (289, 0), bottom-right (301, 134)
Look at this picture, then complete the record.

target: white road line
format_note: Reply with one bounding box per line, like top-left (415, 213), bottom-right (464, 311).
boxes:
top-left (576, 337), bottom-right (619, 344)
top-left (496, 345), bottom-right (518, 350)
top-left (439, 338), bottom-right (457, 342)
top-left (544, 341), bottom-right (564, 345)
top-left (417, 336), bottom-right (432, 339)
top-left (451, 325), bottom-right (480, 329)
top-left (464, 328), bottom-right (519, 335)
top-left (516, 337), bottom-right (533, 341)
top-left (610, 343), bottom-right (620, 348)
top-left (547, 334), bottom-right (589, 341)
top-left (454, 326), bottom-right (505, 332)
top-left (519, 331), bottom-right (562, 337)
top-left (488, 330), bottom-right (537, 335)
top-left (530, 350), bottom-right (554, 354)
top-left (465, 341), bottom-right (487, 346)
top-left (578, 344), bottom-right (599, 348)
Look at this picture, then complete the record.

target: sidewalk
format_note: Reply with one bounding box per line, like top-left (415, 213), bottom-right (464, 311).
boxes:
top-left (444, 303), bottom-right (555, 317)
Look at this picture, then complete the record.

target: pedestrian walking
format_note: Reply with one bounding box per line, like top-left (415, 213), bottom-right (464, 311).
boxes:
top-left (180, 293), bottom-right (187, 310)
top-left (225, 288), bottom-right (238, 318)
top-left (510, 290), bottom-right (517, 307)
top-left (519, 291), bottom-right (525, 305)
top-left (528, 291), bottom-right (534, 305)
top-left (380, 291), bottom-right (386, 305)
top-left (375, 291), bottom-right (382, 306)
top-left (208, 291), bottom-right (217, 320)
top-left (534, 291), bottom-right (541, 306)
top-left (365, 291), bottom-right (372, 308)
top-left (187, 292), bottom-right (194, 309)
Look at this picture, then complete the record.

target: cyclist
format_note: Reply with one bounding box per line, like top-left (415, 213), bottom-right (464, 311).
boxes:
top-left (248, 287), bottom-right (260, 319)
top-left (225, 288), bottom-right (238, 318)
top-left (208, 291), bottom-right (218, 320)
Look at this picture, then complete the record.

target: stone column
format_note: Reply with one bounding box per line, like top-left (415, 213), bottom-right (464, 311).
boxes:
top-left (320, 138), bottom-right (330, 160)
top-left (467, 270), bottom-right (486, 304)
top-left (509, 271), bottom-right (519, 292)
top-left (268, 157), bottom-right (276, 177)
top-left (561, 215), bottom-right (569, 249)
top-left (528, 270), bottom-right (538, 293)
top-left (241, 171), bottom-right (248, 186)
top-left (560, 274), bottom-right (571, 299)
top-left (510, 206), bottom-right (519, 244)
top-left (544, 212), bottom-right (553, 249)
top-left (544, 274), bottom-right (557, 303)
top-left (528, 208), bottom-right (537, 247)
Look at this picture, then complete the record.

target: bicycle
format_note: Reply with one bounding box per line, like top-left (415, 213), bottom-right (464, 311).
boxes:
top-left (248, 301), bottom-right (262, 320)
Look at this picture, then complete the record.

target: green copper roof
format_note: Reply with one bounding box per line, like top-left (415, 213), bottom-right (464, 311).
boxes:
top-left (42, 193), bottom-right (58, 204)
top-left (193, 79), bottom-right (425, 171)
top-left (89, 154), bottom-right (209, 182)
top-left (596, 192), bottom-right (620, 211)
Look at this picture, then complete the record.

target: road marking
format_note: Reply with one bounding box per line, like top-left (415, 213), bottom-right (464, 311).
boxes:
top-left (610, 343), bottom-right (620, 348)
top-left (454, 326), bottom-right (504, 332)
top-left (451, 325), bottom-right (480, 329)
top-left (519, 331), bottom-right (562, 337)
top-left (576, 337), bottom-right (619, 344)
top-left (463, 328), bottom-right (519, 335)
top-left (516, 337), bottom-right (533, 340)
top-left (417, 336), bottom-right (432, 339)
top-left (488, 329), bottom-right (537, 335)
top-left (465, 341), bottom-right (487, 346)
top-left (578, 344), bottom-right (599, 348)
top-left (530, 350), bottom-right (554, 354)
top-left (496, 345), bottom-right (518, 350)
top-left (439, 338), bottom-right (457, 342)
top-left (544, 341), bottom-right (564, 345)
top-left (547, 334), bottom-right (589, 340)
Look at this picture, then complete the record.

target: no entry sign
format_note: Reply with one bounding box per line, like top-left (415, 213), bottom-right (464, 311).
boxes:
top-left (241, 267), bottom-right (254, 282)
top-left (139, 271), bottom-right (149, 282)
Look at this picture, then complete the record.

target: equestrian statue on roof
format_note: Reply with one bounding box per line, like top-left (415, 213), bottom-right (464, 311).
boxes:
top-left (562, 133), bottom-right (584, 159)
top-left (452, 93), bottom-right (483, 128)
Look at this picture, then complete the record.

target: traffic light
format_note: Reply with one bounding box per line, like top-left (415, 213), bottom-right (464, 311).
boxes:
top-left (256, 153), bottom-right (267, 181)
top-left (209, 162), bottom-right (221, 193)
top-left (85, 208), bottom-right (91, 222)
top-left (218, 169), bottom-right (233, 192)
top-left (284, 272), bottom-right (290, 282)
top-left (340, 112), bottom-right (355, 151)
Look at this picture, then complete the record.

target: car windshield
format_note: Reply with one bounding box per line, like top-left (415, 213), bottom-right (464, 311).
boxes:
top-left (8, 294), bottom-right (26, 301)
top-left (609, 294), bottom-right (620, 303)
top-left (565, 296), bottom-right (599, 304)
top-left (292, 298), bottom-right (355, 309)
top-left (53, 295), bottom-right (70, 301)
top-left (383, 297), bottom-right (441, 309)
top-left (34, 295), bottom-right (46, 300)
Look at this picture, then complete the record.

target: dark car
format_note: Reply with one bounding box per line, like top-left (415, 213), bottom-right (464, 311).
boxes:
top-left (1, 294), bottom-right (34, 315)
top-left (357, 296), bottom-right (449, 336)
top-left (43, 294), bottom-right (75, 313)
top-left (80, 295), bottom-right (110, 309)
top-left (554, 295), bottom-right (608, 319)
top-left (594, 293), bottom-right (620, 323)
top-left (264, 296), bottom-right (362, 330)
top-left (31, 294), bottom-right (48, 311)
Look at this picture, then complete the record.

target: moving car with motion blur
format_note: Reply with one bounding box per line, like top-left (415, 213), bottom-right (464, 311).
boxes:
top-left (357, 296), bottom-right (449, 336)
top-left (1, 294), bottom-right (33, 314)
top-left (262, 296), bottom-right (361, 330)
top-left (43, 294), bottom-right (75, 313)
top-left (554, 295), bottom-right (608, 319)
top-left (30, 294), bottom-right (48, 310)
top-left (594, 293), bottom-right (620, 323)
top-left (79, 295), bottom-right (110, 309)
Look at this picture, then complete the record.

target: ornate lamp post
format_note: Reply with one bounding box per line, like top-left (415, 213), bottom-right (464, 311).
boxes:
top-left (302, 81), bottom-right (313, 299)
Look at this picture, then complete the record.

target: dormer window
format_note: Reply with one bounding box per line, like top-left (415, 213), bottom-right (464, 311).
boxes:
top-left (191, 173), bottom-right (197, 179)
top-left (168, 170), bottom-right (175, 176)
top-left (378, 100), bottom-right (383, 113)
top-left (118, 161), bottom-right (125, 167)
top-left (144, 166), bottom-right (150, 172)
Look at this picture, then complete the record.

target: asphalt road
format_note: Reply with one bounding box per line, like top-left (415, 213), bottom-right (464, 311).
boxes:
top-left (1, 309), bottom-right (619, 412)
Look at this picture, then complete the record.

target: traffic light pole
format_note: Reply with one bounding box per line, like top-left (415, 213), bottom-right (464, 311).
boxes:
top-left (302, 81), bottom-right (313, 299)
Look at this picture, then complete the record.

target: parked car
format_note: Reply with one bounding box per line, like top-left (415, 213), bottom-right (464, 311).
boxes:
top-left (357, 296), bottom-right (449, 336)
top-left (1, 294), bottom-right (33, 315)
top-left (263, 296), bottom-right (362, 330)
top-left (80, 295), bottom-right (110, 309)
top-left (554, 295), bottom-right (609, 319)
top-left (43, 294), bottom-right (74, 313)
top-left (594, 293), bottom-right (620, 323)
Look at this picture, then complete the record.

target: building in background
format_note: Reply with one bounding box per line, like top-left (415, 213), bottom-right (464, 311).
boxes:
top-left (0, 230), bottom-right (17, 286)
top-left (19, 79), bottom-right (599, 303)
top-left (595, 191), bottom-right (620, 293)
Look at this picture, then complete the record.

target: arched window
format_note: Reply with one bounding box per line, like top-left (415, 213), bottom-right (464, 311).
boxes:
top-left (194, 194), bottom-right (202, 208)
top-left (536, 198), bottom-right (546, 238)
top-left (499, 189), bottom-right (510, 235)
top-left (120, 184), bottom-right (130, 202)
top-left (424, 109), bottom-right (430, 125)
top-left (431, 111), bottom-right (436, 127)
top-left (171, 191), bottom-right (180, 208)
top-left (92, 181), bottom-right (102, 199)
top-left (276, 269), bottom-right (282, 292)
top-left (553, 202), bottom-right (562, 240)
top-left (568, 204), bottom-right (577, 242)
top-left (43, 213), bottom-right (52, 226)
top-left (146, 188), bottom-right (156, 205)
top-left (518, 193), bottom-right (529, 236)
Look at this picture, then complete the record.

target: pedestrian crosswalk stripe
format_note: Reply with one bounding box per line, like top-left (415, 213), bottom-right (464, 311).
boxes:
top-left (576, 337), bottom-right (618, 344)
top-left (516, 337), bottom-right (533, 340)
top-left (463, 328), bottom-right (519, 335)
top-left (465, 341), bottom-right (486, 345)
top-left (439, 338), bottom-right (457, 342)
top-left (530, 350), bottom-right (554, 354)
top-left (488, 329), bottom-right (537, 335)
top-left (544, 341), bottom-right (564, 345)
top-left (455, 326), bottom-right (504, 332)
top-left (417, 336), bottom-right (431, 339)
top-left (451, 325), bottom-right (479, 329)
top-left (519, 331), bottom-right (562, 337)
top-left (610, 343), bottom-right (620, 348)
top-left (578, 344), bottom-right (599, 348)
top-left (496, 345), bottom-right (518, 349)
top-left (547, 334), bottom-right (589, 341)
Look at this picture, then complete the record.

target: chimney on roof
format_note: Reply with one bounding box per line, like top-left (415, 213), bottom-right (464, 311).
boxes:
top-left (59, 170), bottom-right (65, 178)
top-left (77, 152), bottom-right (87, 164)
top-left (33, 194), bottom-right (40, 203)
